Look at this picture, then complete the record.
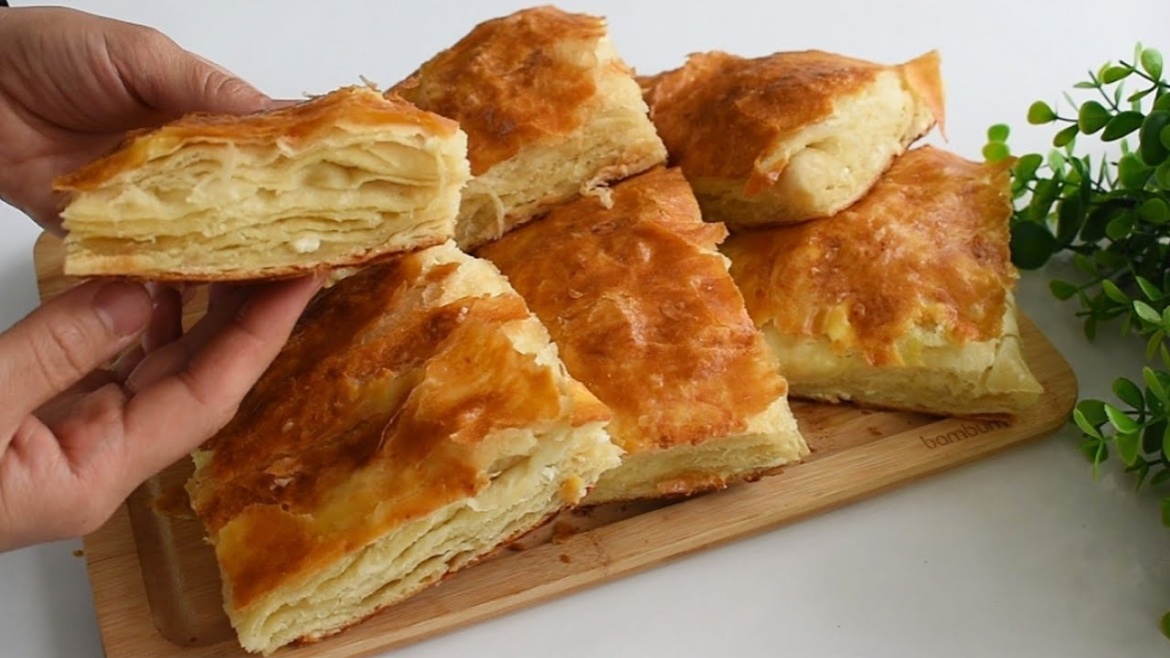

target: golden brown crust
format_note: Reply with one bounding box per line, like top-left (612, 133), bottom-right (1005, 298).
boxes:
top-left (643, 49), bottom-right (944, 196)
top-left (55, 86), bottom-right (458, 191)
top-left (392, 6), bottom-right (609, 175)
top-left (187, 249), bottom-right (600, 610)
top-left (722, 146), bottom-right (1016, 366)
top-left (477, 167), bottom-right (787, 454)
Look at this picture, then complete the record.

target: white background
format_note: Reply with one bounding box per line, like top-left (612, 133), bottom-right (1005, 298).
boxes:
top-left (0, 1), bottom-right (1168, 657)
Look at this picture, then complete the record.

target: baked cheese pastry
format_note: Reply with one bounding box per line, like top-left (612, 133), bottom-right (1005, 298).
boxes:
top-left (477, 167), bottom-right (808, 505)
top-left (722, 146), bottom-right (1043, 416)
top-left (394, 6), bottom-right (667, 250)
top-left (185, 242), bottom-right (621, 654)
top-left (642, 49), bottom-right (945, 228)
top-left (55, 86), bottom-right (470, 281)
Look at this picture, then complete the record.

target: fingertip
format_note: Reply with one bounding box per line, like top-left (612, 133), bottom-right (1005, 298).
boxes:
top-left (92, 281), bottom-right (152, 338)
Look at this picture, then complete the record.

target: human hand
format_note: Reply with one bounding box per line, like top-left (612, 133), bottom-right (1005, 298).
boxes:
top-left (0, 6), bottom-right (273, 233)
top-left (0, 275), bottom-right (323, 551)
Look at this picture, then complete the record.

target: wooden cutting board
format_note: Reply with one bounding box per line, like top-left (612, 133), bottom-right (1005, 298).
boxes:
top-left (33, 233), bottom-right (1078, 658)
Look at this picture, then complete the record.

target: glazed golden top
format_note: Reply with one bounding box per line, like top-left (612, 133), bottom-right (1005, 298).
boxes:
top-left (186, 248), bottom-right (608, 608)
top-left (722, 146), bottom-right (1016, 365)
top-left (393, 5), bottom-right (610, 174)
top-left (478, 167), bottom-right (787, 454)
top-left (643, 49), bottom-right (944, 194)
top-left (54, 86), bottom-right (458, 191)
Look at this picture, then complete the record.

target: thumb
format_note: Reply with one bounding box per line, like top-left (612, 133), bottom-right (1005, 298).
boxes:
top-left (108, 27), bottom-right (273, 117)
top-left (0, 281), bottom-right (151, 427)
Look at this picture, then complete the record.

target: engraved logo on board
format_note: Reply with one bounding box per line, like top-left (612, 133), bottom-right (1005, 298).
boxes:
top-left (919, 420), bottom-right (1010, 449)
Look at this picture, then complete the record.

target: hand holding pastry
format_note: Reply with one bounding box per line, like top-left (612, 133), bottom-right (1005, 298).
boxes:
top-left (0, 6), bottom-right (272, 233)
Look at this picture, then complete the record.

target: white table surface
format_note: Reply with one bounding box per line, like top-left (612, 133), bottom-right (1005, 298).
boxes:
top-left (1, 1), bottom-right (1168, 656)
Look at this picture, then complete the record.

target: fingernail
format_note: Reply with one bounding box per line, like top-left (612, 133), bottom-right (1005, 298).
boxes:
top-left (93, 281), bottom-right (152, 337)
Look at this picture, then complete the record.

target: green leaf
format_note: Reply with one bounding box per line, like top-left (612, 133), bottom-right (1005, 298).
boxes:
top-left (1156, 160), bottom-right (1170, 190)
top-left (1141, 48), bottom-right (1164, 80)
top-left (1160, 611), bottom-right (1170, 639)
top-left (1101, 279), bottom-right (1130, 303)
top-left (1053, 123), bottom-right (1080, 148)
top-left (1106, 210), bottom-right (1137, 240)
top-left (1148, 330), bottom-right (1166, 361)
top-left (1027, 100), bottom-right (1057, 124)
top-left (1135, 300), bottom-right (1163, 324)
top-left (1049, 279), bottom-right (1078, 301)
top-left (1077, 398), bottom-right (1109, 426)
top-left (1080, 203), bottom-right (1125, 242)
top-left (1117, 432), bottom-right (1141, 465)
top-left (1140, 198), bottom-right (1170, 224)
top-left (1078, 100), bottom-right (1111, 134)
top-left (987, 123), bottom-right (1010, 142)
top-left (1073, 407), bottom-right (1105, 439)
top-left (1056, 196), bottom-right (1085, 245)
top-left (1029, 178), bottom-right (1061, 221)
top-left (1105, 403), bottom-right (1140, 433)
top-left (1152, 467), bottom-right (1170, 488)
top-left (1137, 276), bottom-right (1163, 301)
top-left (1132, 460), bottom-right (1152, 490)
top-left (1114, 377), bottom-right (1146, 409)
top-left (1102, 65), bottom-right (1133, 84)
top-left (982, 141), bottom-right (1010, 163)
top-left (1009, 221), bottom-right (1057, 269)
top-left (1144, 367), bottom-right (1168, 400)
top-left (1102, 111), bottom-right (1146, 141)
top-left (1140, 111), bottom-right (1170, 166)
top-left (1012, 153), bottom-right (1044, 181)
top-left (1145, 419), bottom-right (1167, 453)
top-left (1118, 152), bottom-right (1153, 189)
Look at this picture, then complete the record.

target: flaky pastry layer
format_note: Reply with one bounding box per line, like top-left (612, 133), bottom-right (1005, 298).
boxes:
top-left (723, 146), bottom-right (1042, 416)
top-left (56, 86), bottom-right (470, 280)
top-left (394, 6), bottom-right (666, 249)
top-left (643, 49), bottom-right (944, 227)
top-left (478, 167), bottom-right (808, 505)
top-left (185, 242), bottom-right (620, 654)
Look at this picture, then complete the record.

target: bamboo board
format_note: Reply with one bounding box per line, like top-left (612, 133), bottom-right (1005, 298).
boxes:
top-left (33, 232), bottom-right (1078, 658)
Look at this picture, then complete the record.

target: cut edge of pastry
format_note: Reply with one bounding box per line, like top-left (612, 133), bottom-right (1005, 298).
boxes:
top-left (452, 33), bottom-right (666, 250)
top-left (57, 86), bottom-right (471, 281)
top-left (184, 241), bottom-right (622, 654)
top-left (222, 418), bottom-right (618, 655)
top-left (584, 391), bottom-right (808, 505)
top-left (759, 294), bottom-right (1044, 417)
top-left (696, 49), bottom-right (946, 227)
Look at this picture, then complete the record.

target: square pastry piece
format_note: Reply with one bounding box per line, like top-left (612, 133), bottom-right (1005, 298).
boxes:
top-left (185, 242), bottom-right (621, 654)
top-left (393, 5), bottom-right (667, 250)
top-left (56, 86), bottom-right (470, 281)
top-left (722, 146), bottom-right (1044, 417)
top-left (642, 49), bottom-right (944, 228)
top-left (478, 167), bottom-right (808, 505)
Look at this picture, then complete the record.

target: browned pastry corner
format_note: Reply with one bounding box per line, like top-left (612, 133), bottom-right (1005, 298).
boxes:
top-left (56, 85), bottom-right (470, 281)
top-left (393, 5), bottom-right (666, 250)
top-left (722, 146), bottom-right (1043, 416)
top-left (643, 49), bottom-right (944, 228)
top-left (185, 242), bottom-right (620, 654)
top-left (478, 166), bottom-right (807, 504)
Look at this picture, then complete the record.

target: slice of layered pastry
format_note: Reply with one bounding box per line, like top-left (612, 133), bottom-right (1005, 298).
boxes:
top-left (722, 146), bottom-right (1044, 417)
top-left (477, 167), bottom-right (807, 505)
top-left (55, 86), bottom-right (470, 280)
top-left (393, 5), bottom-right (667, 250)
top-left (642, 49), bottom-right (944, 228)
top-left (185, 242), bottom-right (621, 655)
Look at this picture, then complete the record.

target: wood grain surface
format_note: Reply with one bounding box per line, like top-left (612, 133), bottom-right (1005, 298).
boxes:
top-left (33, 232), bottom-right (1079, 658)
